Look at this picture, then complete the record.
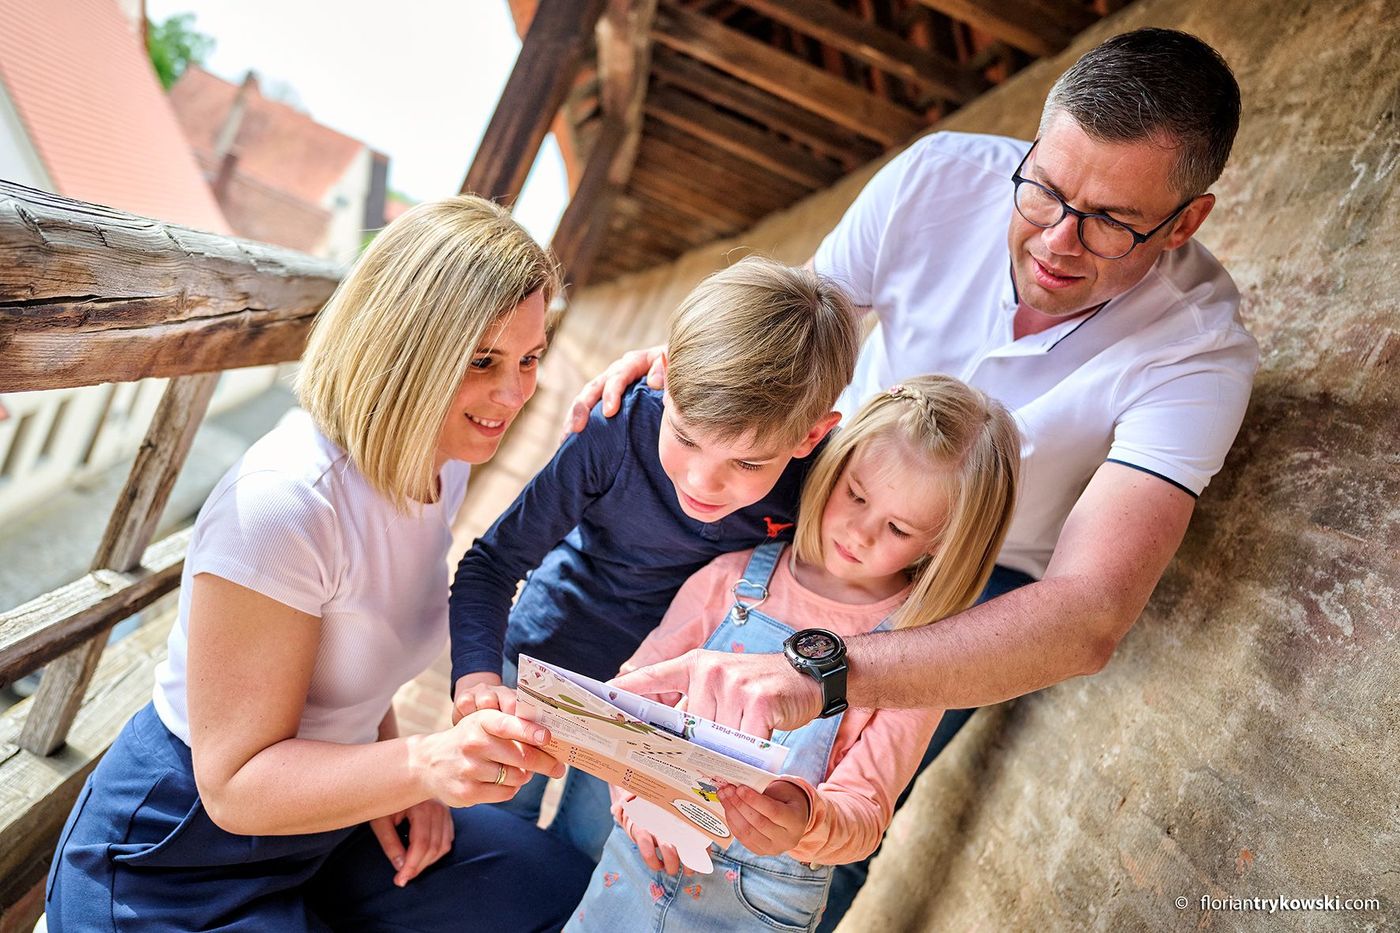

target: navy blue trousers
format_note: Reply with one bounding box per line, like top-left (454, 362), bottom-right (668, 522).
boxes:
top-left (46, 704), bottom-right (593, 932)
top-left (817, 564), bottom-right (1036, 932)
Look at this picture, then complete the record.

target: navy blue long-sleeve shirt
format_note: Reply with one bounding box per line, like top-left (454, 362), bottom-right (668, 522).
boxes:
top-left (449, 380), bottom-right (818, 686)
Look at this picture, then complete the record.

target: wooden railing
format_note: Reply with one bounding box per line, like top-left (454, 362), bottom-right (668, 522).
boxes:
top-left (0, 179), bottom-right (340, 922)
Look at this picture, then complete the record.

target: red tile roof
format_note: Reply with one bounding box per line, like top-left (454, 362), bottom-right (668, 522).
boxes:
top-left (0, 0), bottom-right (230, 233)
top-left (194, 153), bottom-right (332, 254)
top-left (171, 66), bottom-right (366, 208)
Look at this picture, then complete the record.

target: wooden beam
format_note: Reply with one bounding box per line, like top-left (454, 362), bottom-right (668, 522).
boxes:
top-left (652, 48), bottom-right (881, 167)
top-left (20, 372), bottom-right (217, 756)
top-left (653, 4), bottom-right (924, 146)
top-left (0, 530), bottom-right (188, 685)
top-left (461, 0), bottom-right (609, 203)
top-left (0, 183), bottom-right (339, 393)
top-left (644, 86), bottom-right (840, 189)
top-left (914, 0), bottom-right (1094, 58)
top-left (552, 0), bottom-right (659, 287)
top-left (552, 122), bottom-right (627, 288)
top-left (732, 0), bottom-right (986, 102)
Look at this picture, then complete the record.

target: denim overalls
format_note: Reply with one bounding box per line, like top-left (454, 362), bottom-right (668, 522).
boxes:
top-left (567, 541), bottom-right (890, 933)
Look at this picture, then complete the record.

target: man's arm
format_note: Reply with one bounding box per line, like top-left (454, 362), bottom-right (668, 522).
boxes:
top-left (613, 462), bottom-right (1195, 733)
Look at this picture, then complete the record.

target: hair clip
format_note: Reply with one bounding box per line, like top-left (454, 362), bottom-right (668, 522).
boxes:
top-left (887, 384), bottom-right (912, 399)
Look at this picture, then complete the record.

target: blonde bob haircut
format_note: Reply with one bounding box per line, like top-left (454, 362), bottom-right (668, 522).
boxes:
top-left (666, 256), bottom-right (860, 449)
top-left (792, 374), bottom-right (1021, 629)
top-left (296, 195), bottom-right (559, 509)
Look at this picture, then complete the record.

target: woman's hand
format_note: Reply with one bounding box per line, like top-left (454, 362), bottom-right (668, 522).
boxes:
top-left (408, 709), bottom-right (565, 808)
top-left (369, 799), bottom-right (455, 887)
top-left (560, 345), bottom-right (667, 438)
top-left (718, 779), bottom-right (811, 857)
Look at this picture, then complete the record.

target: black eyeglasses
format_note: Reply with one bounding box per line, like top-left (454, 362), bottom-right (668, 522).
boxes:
top-left (1011, 141), bottom-right (1195, 260)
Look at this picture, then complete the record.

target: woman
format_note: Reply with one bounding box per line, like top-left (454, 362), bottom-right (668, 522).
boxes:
top-left (46, 196), bottom-right (593, 931)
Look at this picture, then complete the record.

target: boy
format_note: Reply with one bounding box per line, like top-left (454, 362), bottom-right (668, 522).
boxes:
top-left (448, 256), bottom-right (859, 856)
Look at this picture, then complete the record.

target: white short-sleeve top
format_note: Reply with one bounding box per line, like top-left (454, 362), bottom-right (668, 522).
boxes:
top-left (815, 132), bottom-right (1259, 578)
top-left (153, 409), bottom-right (471, 746)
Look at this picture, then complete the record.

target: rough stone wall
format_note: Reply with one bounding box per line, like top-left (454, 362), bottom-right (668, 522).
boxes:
top-left (551, 0), bottom-right (1398, 929)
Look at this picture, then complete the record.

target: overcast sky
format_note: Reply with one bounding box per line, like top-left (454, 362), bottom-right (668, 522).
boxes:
top-left (145, 0), bottom-right (569, 244)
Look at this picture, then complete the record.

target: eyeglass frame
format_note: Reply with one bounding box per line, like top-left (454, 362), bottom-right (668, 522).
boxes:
top-left (1010, 140), bottom-right (1196, 260)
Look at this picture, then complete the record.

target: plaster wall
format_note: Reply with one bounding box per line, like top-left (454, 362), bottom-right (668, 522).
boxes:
top-left (554, 0), bottom-right (1399, 928)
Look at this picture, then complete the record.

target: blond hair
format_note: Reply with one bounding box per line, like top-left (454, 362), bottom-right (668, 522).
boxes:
top-left (793, 374), bottom-right (1021, 628)
top-left (665, 257), bottom-right (860, 449)
top-left (296, 195), bottom-right (559, 509)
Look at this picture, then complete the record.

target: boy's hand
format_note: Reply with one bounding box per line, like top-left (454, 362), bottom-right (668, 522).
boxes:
top-left (561, 345), bottom-right (667, 438)
top-left (718, 779), bottom-right (811, 857)
top-left (369, 799), bottom-right (454, 888)
top-left (451, 672), bottom-right (508, 725)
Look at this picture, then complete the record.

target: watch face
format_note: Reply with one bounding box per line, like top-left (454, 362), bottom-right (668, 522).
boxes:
top-left (793, 631), bottom-right (837, 661)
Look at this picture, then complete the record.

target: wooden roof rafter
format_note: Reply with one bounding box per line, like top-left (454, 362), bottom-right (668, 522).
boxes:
top-left (491, 0), bottom-right (1121, 287)
top-left (551, 0), bottom-right (660, 287)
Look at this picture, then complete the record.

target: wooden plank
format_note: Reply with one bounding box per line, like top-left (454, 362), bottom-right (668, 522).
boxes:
top-left (20, 372), bottom-right (216, 757)
top-left (608, 200), bottom-right (710, 255)
top-left (0, 182), bottom-right (340, 393)
top-left (651, 48), bottom-right (882, 167)
top-left (0, 609), bottom-right (173, 887)
top-left (733, 0), bottom-right (986, 102)
top-left (612, 192), bottom-right (729, 249)
top-left (914, 0), bottom-right (1093, 58)
top-left (635, 133), bottom-right (801, 215)
top-left (0, 530), bottom-right (188, 685)
top-left (644, 86), bottom-right (840, 189)
top-left (461, 0), bottom-right (609, 203)
top-left (628, 162), bottom-right (759, 229)
top-left (653, 4), bottom-right (925, 146)
top-left (625, 178), bottom-right (745, 237)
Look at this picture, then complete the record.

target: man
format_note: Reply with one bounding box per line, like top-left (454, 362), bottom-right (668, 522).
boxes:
top-left (572, 28), bottom-right (1256, 926)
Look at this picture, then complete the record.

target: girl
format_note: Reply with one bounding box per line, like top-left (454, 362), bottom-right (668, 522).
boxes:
top-left (567, 374), bottom-right (1019, 932)
top-left (47, 196), bottom-right (593, 932)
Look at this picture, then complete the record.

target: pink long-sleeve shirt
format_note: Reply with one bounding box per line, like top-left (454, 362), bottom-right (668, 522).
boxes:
top-left (620, 546), bottom-right (941, 866)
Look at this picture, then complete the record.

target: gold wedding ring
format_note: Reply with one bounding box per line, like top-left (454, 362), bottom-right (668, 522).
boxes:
top-left (493, 764), bottom-right (507, 785)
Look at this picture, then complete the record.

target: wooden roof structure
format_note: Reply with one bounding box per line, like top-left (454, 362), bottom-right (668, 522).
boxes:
top-left (471, 0), bottom-right (1127, 288)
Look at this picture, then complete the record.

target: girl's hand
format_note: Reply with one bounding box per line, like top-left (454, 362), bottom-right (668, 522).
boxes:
top-left (369, 799), bottom-right (454, 887)
top-left (718, 779), bottom-right (811, 856)
top-left (608, 784), bottom-right (632, 825)
top-left (619, 804), bottom-right (685, 876)
top-left (408, 709), bottom-right (565, 807)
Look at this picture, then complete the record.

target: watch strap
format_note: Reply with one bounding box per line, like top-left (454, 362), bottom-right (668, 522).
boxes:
top-left (817, 664), bottom-right (848, 718)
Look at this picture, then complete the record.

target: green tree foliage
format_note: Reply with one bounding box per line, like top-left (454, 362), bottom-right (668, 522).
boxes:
top-left (146, 13), bottom-right (214, 90)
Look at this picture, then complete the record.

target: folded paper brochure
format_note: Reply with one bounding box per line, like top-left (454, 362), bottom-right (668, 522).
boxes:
top-left (514, 654), bottom-right (788, 872)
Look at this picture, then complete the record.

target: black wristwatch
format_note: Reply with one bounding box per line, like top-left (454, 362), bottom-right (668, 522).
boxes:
top-left (783, 628), bottom-right (848, 719)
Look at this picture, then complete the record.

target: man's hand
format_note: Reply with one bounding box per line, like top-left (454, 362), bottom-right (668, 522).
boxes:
top-left (611, 650), bottom-right (822, 738)
top-left (718, 779), bottom-right (810, 857)
top-left (560, 345), bottom-right (666, 438)
top-left (451, 672), bottom-right (507, 725)
top-left (369, 799), bottom-right (454, 888)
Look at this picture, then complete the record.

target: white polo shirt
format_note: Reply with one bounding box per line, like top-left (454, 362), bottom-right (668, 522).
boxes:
top-left (815, 132), bottom-right (1258, 578)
